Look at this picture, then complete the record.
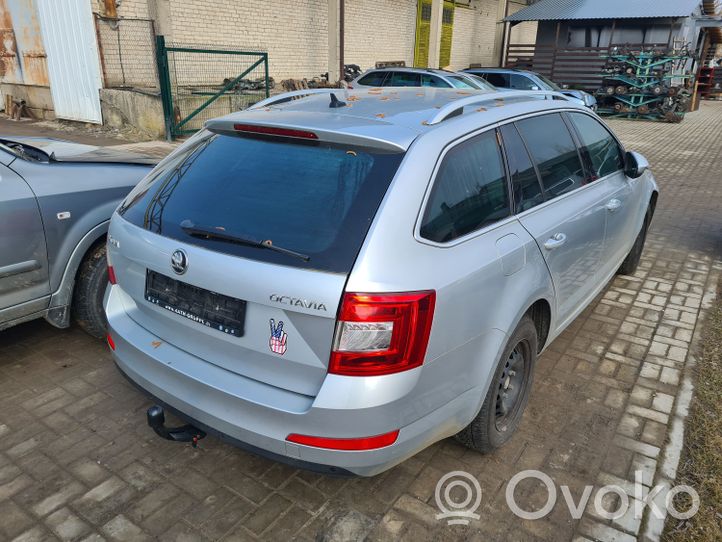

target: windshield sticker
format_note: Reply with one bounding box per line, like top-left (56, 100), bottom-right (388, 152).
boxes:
top-left (269, 319), bottom-right (288, 355)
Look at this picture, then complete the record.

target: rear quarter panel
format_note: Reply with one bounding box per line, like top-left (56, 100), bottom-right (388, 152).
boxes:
top-left (347, 126), bottom-right (555, 431)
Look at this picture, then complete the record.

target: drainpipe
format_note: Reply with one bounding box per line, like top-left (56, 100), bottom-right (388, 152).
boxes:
top-left (339, 0), bottom-right (345, 82)
top-left (328, 0), bottom-right (340, 83)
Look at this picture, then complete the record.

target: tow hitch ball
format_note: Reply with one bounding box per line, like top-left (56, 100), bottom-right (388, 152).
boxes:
top-left (146, 405), bottom-right (206, 447)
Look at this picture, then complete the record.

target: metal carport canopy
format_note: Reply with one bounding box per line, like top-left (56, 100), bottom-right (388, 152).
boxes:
top-left (505, 0), bottom-right (702, 22)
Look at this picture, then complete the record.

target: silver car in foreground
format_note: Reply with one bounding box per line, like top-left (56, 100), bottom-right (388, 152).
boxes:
top-left (106, 87), bottom-right (658, 476)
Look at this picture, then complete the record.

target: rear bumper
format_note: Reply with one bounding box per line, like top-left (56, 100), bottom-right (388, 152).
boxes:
top-left (105, 285), bottom-right (477, 476)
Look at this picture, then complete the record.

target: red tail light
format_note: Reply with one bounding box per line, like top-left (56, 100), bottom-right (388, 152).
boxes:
top-left (329, 291), bottom-right (435, 377)
top-left (233, 124), bottom-right (318, 140)
top-left (287, 429), bottom-right (399, 450)
top-left (106, 333), bottom-right (116, 351)
top-left (108, 265), bottom-right (117, 285)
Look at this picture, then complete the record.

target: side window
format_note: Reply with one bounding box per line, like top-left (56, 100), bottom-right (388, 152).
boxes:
top-left (420, 131), bottom-right (510, 243)
top-left (358, 71), bottom-right (388, 86)
top-left (515, 114), bottom-right (587, 200)
top-left (482, 72), bottom-right (509, 87)
top-left (567, 112), bottom-right (625, 180)
top-left (510, 73), bottom-right (538, 90)
top-left (499, 124), bottom-right (544, 213)
top-left (421, 74), bottom-right (450, 88)
top-left (388, 71), bottom-right (421, 87)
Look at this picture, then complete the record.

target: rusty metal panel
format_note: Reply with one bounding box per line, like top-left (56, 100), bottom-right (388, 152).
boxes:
top-left (0, 0), bottom-right (48, 85)
top-left (36, 0), bottom-right (102, 123)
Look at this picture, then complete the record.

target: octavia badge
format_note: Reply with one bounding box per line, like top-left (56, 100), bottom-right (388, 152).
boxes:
top-left (171, 250), bottom-right (188, 275)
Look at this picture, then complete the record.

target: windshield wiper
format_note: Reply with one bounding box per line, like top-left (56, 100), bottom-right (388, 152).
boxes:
top-left (180, 219), bottom-right (310, 262)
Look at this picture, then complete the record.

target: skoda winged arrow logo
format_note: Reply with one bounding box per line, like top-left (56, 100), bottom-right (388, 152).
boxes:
top-left (171, 249), bottom-right (188, 275)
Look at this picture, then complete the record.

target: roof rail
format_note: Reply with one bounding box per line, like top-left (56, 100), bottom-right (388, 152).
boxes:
top-left (426, 90), bottom-right (569, 125)
top-left (248, 89), bottom-right (343, 110)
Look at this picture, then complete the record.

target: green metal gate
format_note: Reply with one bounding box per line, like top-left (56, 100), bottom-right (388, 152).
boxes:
top-left (156, 36), bottom-right (270, 139)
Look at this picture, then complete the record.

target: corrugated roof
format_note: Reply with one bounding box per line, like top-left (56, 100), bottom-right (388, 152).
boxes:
top-left (506, 0), bottom-right (701, 22)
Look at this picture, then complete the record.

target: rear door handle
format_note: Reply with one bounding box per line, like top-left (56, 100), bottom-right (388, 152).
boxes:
top-left (606, 198), bottom-right (622, 212)
top-left (543, 233), bottom-right (567, 250)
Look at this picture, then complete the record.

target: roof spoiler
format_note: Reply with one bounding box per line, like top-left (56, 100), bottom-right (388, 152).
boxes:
top-left (204, 118), bottom-right (407, 152)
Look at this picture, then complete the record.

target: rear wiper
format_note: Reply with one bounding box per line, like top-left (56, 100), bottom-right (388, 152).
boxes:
top-left (180, 220), bottom-right (310, 262)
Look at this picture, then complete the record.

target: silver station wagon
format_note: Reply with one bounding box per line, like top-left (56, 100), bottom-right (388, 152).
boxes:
top-left (105, 87), bottom-right (658, 476)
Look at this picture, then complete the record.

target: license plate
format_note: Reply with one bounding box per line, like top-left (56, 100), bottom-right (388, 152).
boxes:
top-left (145, 270), bottom-right (246, 337)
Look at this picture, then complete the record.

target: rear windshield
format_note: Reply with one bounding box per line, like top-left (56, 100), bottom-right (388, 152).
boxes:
top-left (119, 132), bottom-right (404, 273)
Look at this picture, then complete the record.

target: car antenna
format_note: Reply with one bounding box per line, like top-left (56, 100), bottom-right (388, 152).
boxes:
top-left (329, 93), bottom-right (346, 109)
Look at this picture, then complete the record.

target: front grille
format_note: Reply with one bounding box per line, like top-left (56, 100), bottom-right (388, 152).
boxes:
top-left (145, 270), bottom-right (246, 337)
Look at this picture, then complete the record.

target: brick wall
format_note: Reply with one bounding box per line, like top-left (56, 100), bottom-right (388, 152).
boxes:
top-left (164, 0), bottom-right (328, 81)
top-left (109, 0), bottom-right (535, 83)
top-left (448, 5), bottom-right (476, 70)
top-left (343, 0), bottom-right (417, 69)
top-left (114, 0), bottom-right (150, 18)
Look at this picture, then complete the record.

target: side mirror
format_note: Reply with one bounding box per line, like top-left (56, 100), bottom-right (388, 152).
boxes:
top-left (562, 84), bottom-right (570, 89)
top-left (625, 151), bottom-right (649, 179)
top-left (530, 85), bottom-right (541, 91)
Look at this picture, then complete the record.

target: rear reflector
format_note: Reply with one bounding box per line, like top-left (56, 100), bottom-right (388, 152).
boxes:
top-left (286, 430), bottom-right (399, 450)
top-left (233, 124), bottom-right (318, 140)
top-left (329, 291), bottom-right (435, 377)
top-left (108, 265), bottom-right (117, 285)
top-left (106, 333), bottom-right (116, 351)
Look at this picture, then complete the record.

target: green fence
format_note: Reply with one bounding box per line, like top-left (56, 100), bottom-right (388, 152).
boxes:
top-left (156, 36), bottom-right (270, 139)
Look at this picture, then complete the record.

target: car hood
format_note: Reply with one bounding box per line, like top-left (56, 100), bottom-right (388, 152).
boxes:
top-left (559, 89), bottom-right (597, 106)
top-left (0, 136), bottom-right (159, 165)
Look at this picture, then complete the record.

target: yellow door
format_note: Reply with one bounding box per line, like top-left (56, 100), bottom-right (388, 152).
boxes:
top-left (414, 1), bottom-right (432, 67)
top-left (440, 1), bottom-right (455, 68)
top-left (415, 1), bottom-right (455, 69)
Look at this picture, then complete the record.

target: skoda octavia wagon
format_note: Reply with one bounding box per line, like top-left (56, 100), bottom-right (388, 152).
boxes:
top-left (105, 87), bottom-right (658, 476)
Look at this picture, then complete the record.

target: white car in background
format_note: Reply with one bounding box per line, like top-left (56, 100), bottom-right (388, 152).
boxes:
top-left (349, 67), bottom-right (497, 91)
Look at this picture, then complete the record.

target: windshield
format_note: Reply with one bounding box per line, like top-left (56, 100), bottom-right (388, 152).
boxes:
top-left (534, 73), bottom-right (562, 91)
top-left (447, 75), bottom-right (478, 90)
top-left (119, 132), bottom-right (404, 273)
top-left (463, 74), bottom-right (496, 91)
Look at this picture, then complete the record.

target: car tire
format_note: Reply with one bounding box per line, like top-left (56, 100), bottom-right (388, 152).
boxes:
top-left (454, 315), bottom-right (537, 453)
top-left (72, 242), bottom-right (109, 339)
top-left (617, 211), bottom-right (649, 276)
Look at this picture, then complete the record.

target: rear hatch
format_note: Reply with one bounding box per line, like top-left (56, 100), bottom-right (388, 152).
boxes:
top-left (112, 127), bottom-right (404, 398)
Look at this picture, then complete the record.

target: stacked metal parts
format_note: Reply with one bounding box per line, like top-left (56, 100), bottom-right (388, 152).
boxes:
top-left (596, 45), bottom-right (694, 123)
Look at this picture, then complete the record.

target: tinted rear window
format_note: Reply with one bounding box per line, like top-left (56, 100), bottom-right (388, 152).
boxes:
top-left (515, 114), bottom-right (586, 200)
top-left (420, 130), bottom-right (510, 243)
top-left (119, 133), bottom-right (404, 273)
top-left (358, 71), bottom-right (388, 86)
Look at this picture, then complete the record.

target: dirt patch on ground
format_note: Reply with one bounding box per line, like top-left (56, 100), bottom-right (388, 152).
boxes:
top-left (663, 285), bottom-right (722, 541)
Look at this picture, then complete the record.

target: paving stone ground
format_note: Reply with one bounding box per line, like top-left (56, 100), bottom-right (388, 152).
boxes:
top-left (1, 103), bottom-right (721, 542)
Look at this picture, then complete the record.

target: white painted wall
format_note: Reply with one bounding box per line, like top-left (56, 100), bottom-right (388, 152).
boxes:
top-left (37, 0), bottom-right (103, 123)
